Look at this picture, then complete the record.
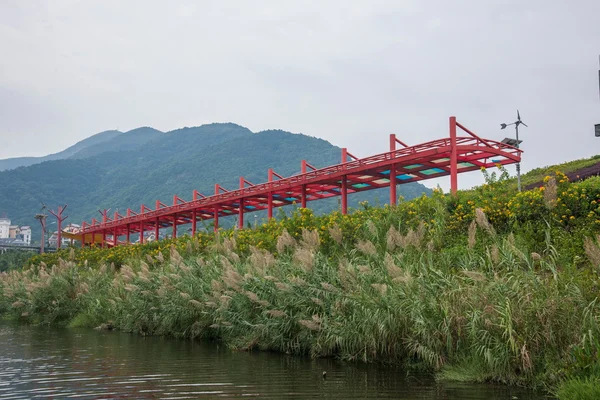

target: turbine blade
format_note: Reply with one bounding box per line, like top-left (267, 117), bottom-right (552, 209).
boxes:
top-left (521, 122), bottom-right (528, 128)
top-left (517, 109), bottom-right (521, 121)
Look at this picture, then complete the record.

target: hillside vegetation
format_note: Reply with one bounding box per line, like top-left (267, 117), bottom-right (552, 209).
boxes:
top-left (1, 161), bottom-right (600, 398)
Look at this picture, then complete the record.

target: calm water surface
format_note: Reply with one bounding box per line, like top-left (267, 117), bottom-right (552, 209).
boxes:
top-left (0, 321), bottom-right (552, 399)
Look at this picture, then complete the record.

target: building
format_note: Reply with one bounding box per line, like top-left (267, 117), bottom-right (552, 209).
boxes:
top-left (18, 226), bottom-right (32, 245)
top-left (0, 218), bottom-right (32, 245)
top-left (0, 218), bottom-right (10, 239)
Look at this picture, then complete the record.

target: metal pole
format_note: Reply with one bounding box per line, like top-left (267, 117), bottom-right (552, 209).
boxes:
top-left (515, 124), bottom-right (521, 192)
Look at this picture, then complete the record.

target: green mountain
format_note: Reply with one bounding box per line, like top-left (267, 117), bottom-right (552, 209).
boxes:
top-left (0, 123), bottom-right (432, 241)
top-left (0, 130), bottom-right (123, 171)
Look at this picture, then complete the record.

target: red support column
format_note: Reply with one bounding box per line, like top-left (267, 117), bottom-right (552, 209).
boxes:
top-left (214, 207), bottom-right (219, 233)
top-left (341, 175), bottom-right (348, 214)
top-left (301, 160), bottom-right (307, 208)
top-left (341, 149), bottom-right (348, 214)
top-left (113, 227), bottom-right (118, 246)
top-left (192, 210), bottom-right (197, 236)
top-left (268, 193), bottom-right (273, 218)
top-left (267, 169), bottom-right (274, 219)
top-left (140, 222), bottom-right (144, 244)
top-left (390, 167), bottom-right (397, 206)
top-left (389, 134), bottom-right (397, 206)
top-left (238, 199), bottom-right (244, 229)
top-left (126, 224), bottom-right (130, 244)
top-left (450, 116), bottom-right (458, 195)
top-left (172, 215), bottom-right (177, 238)
top-left (238, 177), bottom-right (245, 229)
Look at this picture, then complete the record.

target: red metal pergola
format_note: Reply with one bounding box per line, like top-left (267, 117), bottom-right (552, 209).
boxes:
top-left (78, 117), bottom-right (522, 247)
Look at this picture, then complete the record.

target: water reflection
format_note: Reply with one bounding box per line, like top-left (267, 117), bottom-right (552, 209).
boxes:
top-left (0, 322), bottom-right (550, 399)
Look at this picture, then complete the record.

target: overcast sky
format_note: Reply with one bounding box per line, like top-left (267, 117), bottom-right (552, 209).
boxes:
top-left (1, 0), bottom-right (599, 190)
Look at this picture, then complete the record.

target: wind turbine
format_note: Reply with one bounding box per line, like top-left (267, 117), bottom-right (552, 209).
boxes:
top-left (501, 110), bottom-right (528, 192)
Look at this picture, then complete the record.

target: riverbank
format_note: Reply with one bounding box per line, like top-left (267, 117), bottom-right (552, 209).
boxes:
top-left (2, 168), bottom-right (600, 398)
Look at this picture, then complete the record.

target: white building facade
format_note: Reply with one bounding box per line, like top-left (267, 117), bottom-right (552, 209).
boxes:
top-left (0, 218), bottom-right (10, 239)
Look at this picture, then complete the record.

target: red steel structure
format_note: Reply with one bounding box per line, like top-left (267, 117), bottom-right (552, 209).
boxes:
top-left (78, 117), bottom-right (522, 247)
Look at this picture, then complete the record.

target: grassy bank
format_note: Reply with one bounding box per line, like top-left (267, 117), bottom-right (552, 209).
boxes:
top-left (2, 168), bottom-right (600, 398)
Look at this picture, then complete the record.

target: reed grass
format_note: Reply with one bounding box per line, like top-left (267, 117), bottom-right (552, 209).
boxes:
top-left (2, 173), bottom-right (600, 398)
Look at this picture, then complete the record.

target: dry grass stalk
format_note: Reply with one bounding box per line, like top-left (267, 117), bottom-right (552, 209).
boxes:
top-left (294, 248), bottom-right (315, 272)
top-left (69, 248), bottom-right (75, 261)
top-left (223, 236), bottom-right (237, 253)
top-left (584, 236), bottom-right (600, 267)
top-left (491, 244), bottom-right (500, 264)
top-left (358, 265), bottom-right (371, 274)
top-left (120, 265), bottom-right (136, 283)
top-left (222, 266), bottom-right (243, 292)
top-left (140, 261), bottom-right (150, 276)
top-left (392, 270), bottom-right (413, 284)
top-left (338, 263), bottom-right (356, 290)
top-left (185, 241), bottom-right (193, 254)
top-left (211, 279), bottom-right (224, 293)
top-left (385, 253), bottom-right (403, 279)
top-left (356, 240), bottom-right (377, 256)
top-left (219, 295), bottom-right (232, 307)
top-left (249, 246), bottom-right (276, 274)
top-left (329, 224), bottom-right (343, 244)
top-left (156, 251), bottom-right (165, 263)
top-left (475, 208), bottom-right (496, 236)
top-left (298, 319), bottom-right (321, 331)
top-left (276, 229), bottom-right (296, 253)
top-left (180, 292), bottom-right (191, 300)
top-left (196, 257), bottom-right (207, 267)
top-left (170, 246), bottom-right (183, 267)
top-left (267, 309), bottom-right (287, 318)
top-left (366, 220), bottom-right (378, 237)
top-left (386, 226), bottom-right (401, 251)
top-left (124, 284), bottom-right (139, 292)
top-left (320, 282), bottom-right (337, 292)
top-left (531, 252), bottom-right (542, 261)
top-left (543, 177), bottom-right (558, 209)
top-left (244, 291), bottom-right (260, 303)
top-left (275, 282), bottom-right (292, 292)
top-left (371, 283), bottom-right (388, 295)
top-left (461, 270), bottom-right (486, 282)
top-left (427, 240), bottom-right (435, 252)
top-left (311, 297), bottom-right (324, 306)
top-left (189, 299), bottom-right (202, 308)
top-left (289, 277), bottom-right (307, 286)
top-left (300, 228), bottom-right (320, 251)
top-left (468, 220), bottom-right (477, 249)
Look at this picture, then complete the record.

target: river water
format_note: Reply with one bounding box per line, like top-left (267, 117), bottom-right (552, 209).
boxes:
top-left (0, 321), bottom-right (551, 399)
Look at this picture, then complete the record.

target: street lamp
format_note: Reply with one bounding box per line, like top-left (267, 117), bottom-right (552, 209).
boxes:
top-left (501, 110), bottom-right (528, 192)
